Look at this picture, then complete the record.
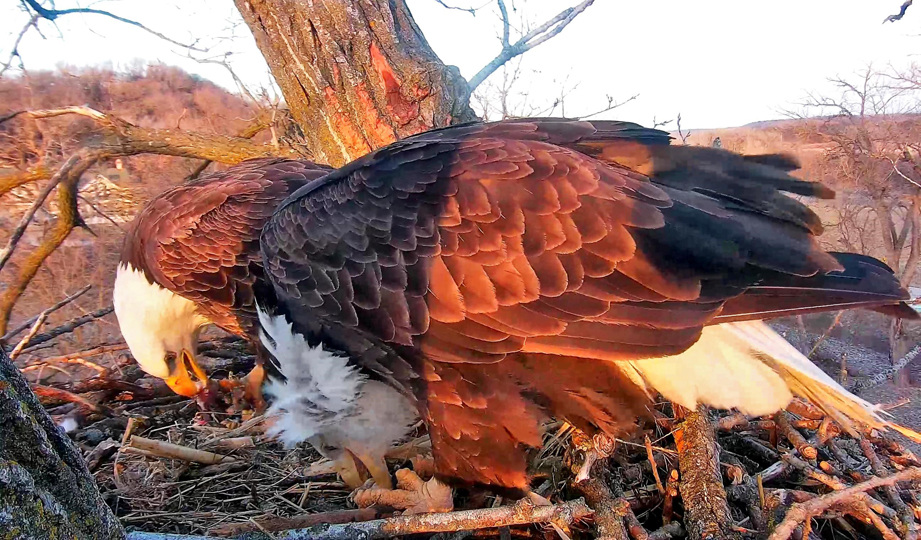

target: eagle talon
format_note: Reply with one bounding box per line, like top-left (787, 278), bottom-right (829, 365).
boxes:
top-left (353, 468), bottom-right (454, 514)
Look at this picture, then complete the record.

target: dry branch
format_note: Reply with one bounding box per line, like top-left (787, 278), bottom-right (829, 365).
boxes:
top-left (768, 467), bottom-right (921, 539)
top-left (31, 384), bottom-right (112, 416)
top-left (128, 499), bottom-right (592, 540)
top-left (0, 163), bottom-right (51, 197)
top-left (8, 312), bottom-right (46, 359)
top-left (11, 306), bottom-right (114, 353)
top-left (0, 106), bottom-right (301, 334)
top-left (127, 435), bottom-right (237, 465)
top-left (22, 0), bottom-right (209, 52)
top-left (0, 284), bottom-right (91, 344)
top-left (466, 0), bottom-right (595, 94)
top-left (0, 150), bottom-right (100, 334)
top-left (675, 406), bottom-right (739, 540)
top-left (0, 14), bottom-right (38, 77)
top-left (775, 411), bottom-right (818, 460)
top-left (0, 151), bottom-right (91, 274)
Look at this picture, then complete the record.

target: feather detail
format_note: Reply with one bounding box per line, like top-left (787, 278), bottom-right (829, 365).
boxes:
top-left (616, 320), bottom-right (921, 442)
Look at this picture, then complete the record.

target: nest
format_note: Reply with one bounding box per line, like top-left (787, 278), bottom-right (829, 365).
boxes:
top-left (22, 336), bottom-right (921, 539)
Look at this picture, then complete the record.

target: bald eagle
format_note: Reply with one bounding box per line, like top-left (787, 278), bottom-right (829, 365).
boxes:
top-left (256, 119), bottom-right (918, 494)
top-left (113, 158), bottom-right (331, 400)
top-left (116, 119), bottom-right (918, 499)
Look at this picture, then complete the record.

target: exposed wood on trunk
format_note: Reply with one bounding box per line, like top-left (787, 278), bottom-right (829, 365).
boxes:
top-left (234, 0), bottom-right (478, 166)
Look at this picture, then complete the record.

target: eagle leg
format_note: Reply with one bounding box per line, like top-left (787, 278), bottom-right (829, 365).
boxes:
top-left (332, 451), bottom-right (365, 490)
top-left (352, 450), bottom-right (393, 490)
top-left (353, 468), bottom-right (454, 514)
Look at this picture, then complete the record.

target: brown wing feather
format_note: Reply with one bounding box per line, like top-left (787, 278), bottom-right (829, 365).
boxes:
top-left (262, 119), bottom-right (913, 489)
top-left (121, 158), bottom-right (332, 339)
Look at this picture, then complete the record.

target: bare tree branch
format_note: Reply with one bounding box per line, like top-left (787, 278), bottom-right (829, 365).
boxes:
top-left (0, 151), bottom-right (88, 274)
top-left (0, 14), bottom-right (38, 77)
top-left (466, 0), bottom-right (594, 95)
top-left (8, 306), bottom-right (115, 353)
top-left (22, 0), bottom-right (209, 52)
top-left (433, 0), bottom-right (488, 16)
top-left (768, 467), bottom-right (921, 540)
top-left (576, 93), bottom-right (640, 120)
top-left (676, 114), bottom-right (691, 145)
top-left (0, 149), bottom-right (100, 334)
top-left (884, 0), bottom-right (913, 23)
top-left (0, 164), bottom-right (53, 197)
top-left (0, 106), bottom-right (294, 335)
top-left (0, 284), bottom-right (91, 344)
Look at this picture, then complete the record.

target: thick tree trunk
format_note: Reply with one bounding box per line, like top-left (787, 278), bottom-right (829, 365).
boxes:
top-left (0, 347), bottom-right (123, 540)
top-left (235, 0), bottom-right (478, 166)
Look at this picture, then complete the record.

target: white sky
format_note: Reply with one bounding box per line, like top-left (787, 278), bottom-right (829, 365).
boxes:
top-left (1, 1), bottom-right (919, 129)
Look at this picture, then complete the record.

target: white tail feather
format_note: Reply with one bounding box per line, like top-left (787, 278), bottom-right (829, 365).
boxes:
top-left (618, 320), bottom-right (921, 441)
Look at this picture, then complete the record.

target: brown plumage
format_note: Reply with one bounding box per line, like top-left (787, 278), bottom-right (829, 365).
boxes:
top-left (115, 158), bottom-right (332, 398)
top-left (255, 119), bottom-right (917, 491)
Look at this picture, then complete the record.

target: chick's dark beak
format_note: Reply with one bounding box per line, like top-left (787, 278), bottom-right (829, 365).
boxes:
top-left (164, 349), bottom-right (208, 398)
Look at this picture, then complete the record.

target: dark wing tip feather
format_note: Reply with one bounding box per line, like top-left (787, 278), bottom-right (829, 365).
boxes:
top-left (742, 153), bottom-right (801, 171)
top-left (872, 303), bottom-right (921, 320)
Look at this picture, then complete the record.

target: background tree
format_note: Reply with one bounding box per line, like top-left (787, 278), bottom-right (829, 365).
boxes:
top-left (791, 66), bottom-right (921, 384)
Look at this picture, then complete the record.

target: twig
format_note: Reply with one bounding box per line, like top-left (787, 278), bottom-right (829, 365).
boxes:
top-left (645, 435), bottom-right (665, 494)
top-left (768, 467), bottom-right (921, 539)
top-left (859, 436), bottom-right (918, 536)
top-left (8, 312), bottom-right (46, 360)
top-left (466, 0), bottom-right (595, 94)
top-left (884, 0), bottom-right (913, 23)
top-left (0, 152), bottom-right (86, 273)
top-left (433, 0), bottom-right (487, 16)
top-left (12, 306), bottom-right (114, 352)
top-left (127, 435), bottom-right (236, 465)
top-left (22, 0), bottom-right (209, 52)
top-left (0, 284), bottom-right (91, 344)
top-left (576, 94), bottom-right (640, 120)
top-left (675, 114), bottom-right (691, 145)
top-left (806, 310), bottom-right (844, 358)
top-left (22, 344), bottom-right (127, 367)
top-left (0, 14), bottom-right (38, 77)
top-left (775, 412), bottom-right (818, 460)
top-left (662, 469), bottom-right (679, 525)
top-left (77, 195), bottom-right (124, 230)
top-left (31, 384), bottom-right (112, 416)
top-left (784, 454), bottom-right (896, 518)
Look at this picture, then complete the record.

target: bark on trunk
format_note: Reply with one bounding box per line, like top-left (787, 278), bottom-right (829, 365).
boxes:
top-left (0, 347), bottom-right (123, 540)
top-left (235, 0), bottom-right (478, 167)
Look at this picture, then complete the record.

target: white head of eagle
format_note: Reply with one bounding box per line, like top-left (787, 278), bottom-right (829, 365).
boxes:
top-left (113, 263), bottom-right (211, 396)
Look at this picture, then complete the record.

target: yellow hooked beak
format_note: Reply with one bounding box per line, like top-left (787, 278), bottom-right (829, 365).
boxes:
top-left (164, 349), bottom-right (208, 398)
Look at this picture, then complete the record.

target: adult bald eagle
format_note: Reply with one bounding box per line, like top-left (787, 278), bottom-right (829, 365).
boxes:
top-left (254, 118), bottom-right (919, 497)
top-left (113, 158), bottom-right (331, 400)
